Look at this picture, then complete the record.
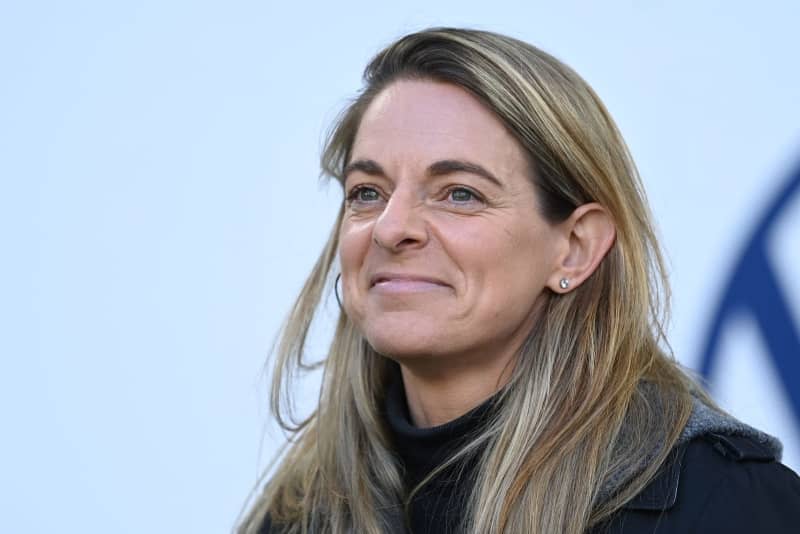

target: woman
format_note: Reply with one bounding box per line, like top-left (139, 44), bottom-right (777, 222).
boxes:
top-left (240, 28), bottom-right (800, 533)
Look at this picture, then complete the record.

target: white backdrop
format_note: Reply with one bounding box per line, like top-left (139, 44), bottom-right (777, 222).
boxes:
top-left (2, 1), bottom-right (799, 533)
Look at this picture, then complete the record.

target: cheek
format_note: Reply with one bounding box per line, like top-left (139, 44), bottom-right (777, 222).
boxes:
top-left (451, 216), bottom-right (544, 269)
top-left (338, 220), bottom-right (374, 303)
top-left (462, 222), bottom-right (554, 308)
top-left (339, 219), bottom-right (371, 265)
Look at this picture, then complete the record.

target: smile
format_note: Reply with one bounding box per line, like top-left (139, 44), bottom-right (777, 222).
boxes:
top-left (372, 279), bottom-right (450, 294)
top-left (369, 274), bottom-right (451, 294)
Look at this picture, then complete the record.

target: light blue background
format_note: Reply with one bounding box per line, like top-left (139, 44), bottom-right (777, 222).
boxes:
top-left (2, 2), bottom-right (799, 533)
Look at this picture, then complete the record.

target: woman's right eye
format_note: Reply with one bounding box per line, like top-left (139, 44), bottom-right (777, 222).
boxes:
top-left (347, 185), bottom-right (381, 204)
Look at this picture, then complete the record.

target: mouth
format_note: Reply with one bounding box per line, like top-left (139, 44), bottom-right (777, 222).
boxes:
top-left (369, 273), bottom-right (451, 293)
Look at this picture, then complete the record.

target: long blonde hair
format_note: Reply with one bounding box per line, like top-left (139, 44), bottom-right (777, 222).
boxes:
top-left (239, 27), bottom-right (704, 534)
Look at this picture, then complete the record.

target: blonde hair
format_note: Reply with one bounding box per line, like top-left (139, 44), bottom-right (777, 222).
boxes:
top-left (239, 27), bottom-right (706, 534)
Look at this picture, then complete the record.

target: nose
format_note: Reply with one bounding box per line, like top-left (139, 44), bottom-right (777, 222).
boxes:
top-left (371, 189), bottom-right (429, 252)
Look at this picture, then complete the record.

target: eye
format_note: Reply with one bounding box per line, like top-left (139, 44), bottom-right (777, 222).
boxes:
top-left (346, 185), bottom-right (382, 204)
top-left (447, 187), bottom-right (482, 203)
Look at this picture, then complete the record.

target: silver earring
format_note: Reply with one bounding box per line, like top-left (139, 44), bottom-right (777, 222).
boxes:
top-left (334, 273), bottom-right (343, 309)
top-left (559, 278), bottom-right (570, 290)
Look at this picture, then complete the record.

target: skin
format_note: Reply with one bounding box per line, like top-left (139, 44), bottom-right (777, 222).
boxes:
top-left (338, 80), bottom-right (616, 428)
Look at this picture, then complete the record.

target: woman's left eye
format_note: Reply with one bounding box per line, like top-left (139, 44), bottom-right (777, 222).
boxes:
top-left (447, 187), bottom-right (480, 203)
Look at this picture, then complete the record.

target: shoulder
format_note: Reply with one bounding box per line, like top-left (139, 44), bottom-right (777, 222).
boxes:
top-left (677, 434), bottom-right (800, 529)
top-left (598, 433), bottom-right (800, 533)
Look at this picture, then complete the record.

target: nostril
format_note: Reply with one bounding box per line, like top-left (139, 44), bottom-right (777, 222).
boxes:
top-left (397, 237), bottom-right (420, 248)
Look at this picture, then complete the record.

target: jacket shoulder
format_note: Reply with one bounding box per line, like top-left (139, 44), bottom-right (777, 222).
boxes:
top-left (681, 434), bottom-right (800, 532)
top-left (598, 434), bottom-right (800, 533)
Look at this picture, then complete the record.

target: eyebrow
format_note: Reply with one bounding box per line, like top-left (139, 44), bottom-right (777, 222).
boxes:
top-left (343, 158), bottom-right (504, 188)
top-left (343, 159), bottom-right (384, 178)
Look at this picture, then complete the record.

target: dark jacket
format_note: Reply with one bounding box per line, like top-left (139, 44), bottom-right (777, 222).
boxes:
top-left (590, 432), bottom-right (800, 533)
top-left (259, 375), bottom-right (800, 533)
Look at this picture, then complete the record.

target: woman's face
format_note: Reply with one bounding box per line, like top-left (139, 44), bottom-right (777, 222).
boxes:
top-left (338, 79), bottom-right (564, 363)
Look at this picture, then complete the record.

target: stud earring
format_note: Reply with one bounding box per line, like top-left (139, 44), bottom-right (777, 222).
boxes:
top-left (559, 278), bottom-right (570, 290)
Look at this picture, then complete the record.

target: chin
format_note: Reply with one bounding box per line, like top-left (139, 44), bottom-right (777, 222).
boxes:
top-left (361, 324), bottom-right (444, 360)
top-left (350, 306), bottom-right (458, 359)
top-left (365, 335), bottom-right (433, 359)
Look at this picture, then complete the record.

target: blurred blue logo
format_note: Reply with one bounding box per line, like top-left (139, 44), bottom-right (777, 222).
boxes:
top-left (700, 160), bottom-right (800, 422)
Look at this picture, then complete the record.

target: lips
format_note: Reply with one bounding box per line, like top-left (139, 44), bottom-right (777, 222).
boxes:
top-left (369, 272), bottom-right (450, 291)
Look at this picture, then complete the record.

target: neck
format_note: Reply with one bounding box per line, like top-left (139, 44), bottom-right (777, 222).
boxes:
top-left (398, 352), bottom-right (515, 428)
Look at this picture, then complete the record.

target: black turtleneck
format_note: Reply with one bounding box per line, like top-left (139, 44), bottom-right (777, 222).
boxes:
top-left (382, 366), bottom-right (497, 534)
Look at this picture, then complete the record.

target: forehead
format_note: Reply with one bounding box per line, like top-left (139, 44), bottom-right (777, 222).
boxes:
top-left (351, 80), bottom-right (528, 176)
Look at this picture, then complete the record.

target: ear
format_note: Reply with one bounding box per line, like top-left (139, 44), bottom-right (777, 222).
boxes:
top-left (548, 202), bottom-right (616, 293)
